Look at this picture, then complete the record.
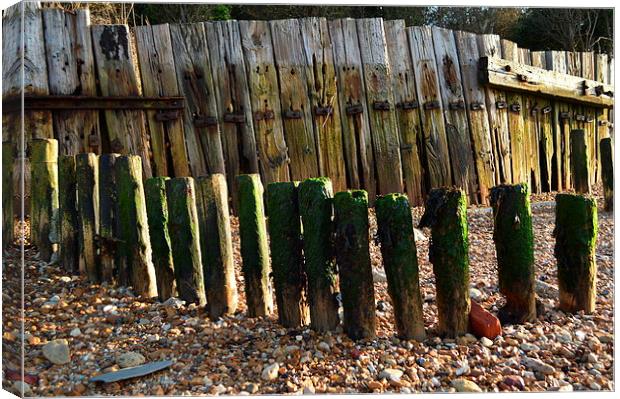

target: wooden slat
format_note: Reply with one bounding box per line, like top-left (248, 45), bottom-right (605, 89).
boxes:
top-left (91, 24), bottom-right (152, 178)
top-left (135, 24), bottom-right (190, 178)
top-left (299, 17), bottom-right (347, 193)
top-left (518, 47), bottom-right (541, 193)
top-left (169, 23), bottom-right (226, 177)
top-left (408, 26), bottom-right (452, 189)
top-left (383, 19), bottom-right (425, 205)
top-left (357, 18), bottom-right (403, 195)
top-left (595, 53), bottom-right (610, 183)
top-left (328, 18), bottom-right (376, 198)
top-left (609, 56), bottom-right (614, 138)
top-left (432, 26), bottom-right (477, 203)
top-left (581, 51), bottom-right (598, 183)
top-left (531, 51), bottom-right (554, 191)
top-left (239, 20), bottom-right (290, 184)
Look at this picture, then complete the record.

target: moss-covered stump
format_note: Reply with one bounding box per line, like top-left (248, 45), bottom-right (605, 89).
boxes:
top-left (237, 174), bottom-right (273, 317)
top-left (266, 181), bottom-right (309, 328)
top-left (98, 153), bottom-right (120, 282)
top-left (76, 153), bottom-right (99, 281)
top-left (30, 138), bottom-right (59, 262)
top-left (490, 184), bottom-right (537, 324)
top-left (196, 175), bottom-right (238, 319)
top-left (165, 177), bottom-right (206, 305)
top-left (3, 141), bottom-right (14, 250)
top-left (554, 193), bottom-right (598, 314)
top-left (298, 177), bottom-right (339, 332)
top-left (570, 129), bottom-right (590, 194)
top-left (115, 155), bottom-right (158, 298)
top-left (333, 190), bottom-right (376, 340)
top-left (145, 177), bottom-right (177, 301)
top-left (375, 194), bottom-right (425, 341)
top-left (419, 188), bottom-right (470, 338)
top-left (58, 155), bottom-right (79, 274)
top-left (600, 137), bottom-right (613, 212)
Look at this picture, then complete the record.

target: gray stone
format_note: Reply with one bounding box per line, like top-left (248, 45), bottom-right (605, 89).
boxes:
top-left (378, 368), bottom-right (403, 382)
top-left (451, 379), bottom-right (482, 392)
top-left (42, 339), bottom-right (71, 365)
top-left (261, 363), bottom-right (279, 381)
top-left (117, 351), bottom-right (146, 368)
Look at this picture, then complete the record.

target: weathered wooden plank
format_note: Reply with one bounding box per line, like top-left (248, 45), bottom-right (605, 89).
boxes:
top-left (383, 20), bottom-right (425, 205)
top-left (169, 23), bottom-right (226, 178)
top-left (432, 26), bottom-right (477, 202)
top-left (135, 24), bottom-right (190, 178)
top-left (329, 18), bottom-right (376, 199)
top-left (42, 8), bottom-right (101, 155)
top-left (609, 56), bottom-right (614, 138)
top-left (357, 18), bottom-right (403, 196)
top-left (91, 24), bottom-right (152, 178)
top-left (546, 50), bottom-right (571, 190)
top-left (581, 51), bottom-right (598, 184)
top-left (531, 51), bottom-right (554, 192)
top-left (2, 142), bottom-right (14, 250)
top-left (239, 20), bottom-right (290, 184)
top-left (518, 47), bottom-right (541, 193)
top-left (299, 17), bottom-right (347, 193)
top-left (408, 26), bottom-right (452, 189)
top-left (595, 53), bottom-right (610, 183)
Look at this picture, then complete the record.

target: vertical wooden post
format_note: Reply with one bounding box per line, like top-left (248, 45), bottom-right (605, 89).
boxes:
top-left (490, 184), bottom-right (537, 324)
top-left (165, 177), bottom-right (205, 305)
top-left (298, 177), bottom-right (339, 332)
top-left (76, 153), bottom-right (99, 281)
top-left (237, 174), bottom-right (273, 317)
top-left (419, 188), bottom-right (470, 337)
top-left (600, 138), bottom-right (613, 212)
top-left (375, 193), bottom-right (425, 341)
top-left (30, 138), bottom-right (59, 262)
top-left (266, 181), bottom-right (309, 328)
top-left (570, 129), bottom-right (590, 194)
top-left (196, 174), bottom-right (238, 319)
top-left (98, 153), bottom-right (119, 282)
top-left (333, 190), bottom-right (376, 340)
top-left (2, 141), bottom-right (14, 250)
top-left (554, 193), bottom-right (597, 314)
top-left (145, 177), bottom-right (177, 301)
top-left (115, 155), bottom-right (158, 298)
top-left (58, 155), bottom-right (79, 274)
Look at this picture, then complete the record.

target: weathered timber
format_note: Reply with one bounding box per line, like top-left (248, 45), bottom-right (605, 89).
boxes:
top-left (239, 20), bottom-right (290, 184)
top-left (165, 177), bottom-right (205, 304)
top-left (490, 184), bottom-right (537, 324)
top-left (328, 18), bottom-right (376, 198)
top-left (300, 17), bottom-right (348, 193)
top-left (135, 24), bottom-right (190, 177)
top-left (519, 47), bottom-right (541, 194)
top-left (98, 153), bottom-right (120, 282)
top-left (76, 153), bottom-right (99, 281)
top-left (115, 155), bottom-right (158, 298)
top-left (2, 142), bottom-right (14, 249)
top-left (581, 52), bottom-right (598, 184)
top-left (266, 181), bottom-right (309, 328)
top-left (419, 188), bottom-right (470, 337)
top-left (375, 194), bottom-right (425, 341)
top-left (237, 174), bottom-right (273, 317)
top-left (565, 51), bottom-right (585, 188)
top-left (58, 155), bottom-right (79, 274)
top-left (595, 54), bottom-right (610, 184)
top-left (531, 51), bottom-right (554, 192)
top-left (298, 177), bottom-right (340, 331)
top-left (145, 177), bottom-right (176, 301)
top-left (91, 25), bottom-right (152, 178)
top-left (196, 174), bottom-right (238, 319)
top-left (333, 190), bottom-right (376, 340)
top-left (383, 20), bottom-right (425, 206)
top-left (570, 129), bottom-right (590, 194)
top-left (546, 50), bottom-right (571, 190)
top-left (554, 193), bottom-right (598, 314)
top-left (600, 137), bottom-right (613, 212)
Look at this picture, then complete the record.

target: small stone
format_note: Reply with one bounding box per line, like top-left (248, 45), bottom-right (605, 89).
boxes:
top-left (117, 351), bottom-right (146, 368)
top-left (469, 288), bottom-right (484, 302)
top-left (285, 345), bottom-right (300, 354)
top-left (480, 337), bottom-right (493, 347)
top-left (372, 269), bottom-right (387, 283)
top-left (598, 334), bottom-right (613, 343)
top-left (261, 363), bottom-right (279, 381)
top-left (431, 377), bottom-right (441, 387)
top-left (244, 383), bottom-right (259, 394)
top-left (367, 381), bottom-right (383, 391)
top-left (213, 384), bottom-right (226, 395)
top-left (42, 339), bottom-right (71, 364)
top-left (317, 341), bottom-right (330, 353)
top-left (69, 328), bottom-right (82, 337)
top-left (378, 368), bottom-right (403, 382)
top-left (503, 375), bottom-right (525, 390)
top-left (203, 377), bottom-right (214, 387)
top-left (586, 353), bottom-right (599, 363)
top-left (295, 335), bottom-right (303, 342)
top-left (589, 382), bottom-right (602, 390)
top-left (102, 304), bottom-right (117, 313)
top-left (451, 379), bottom-right (482, 392)
top-left (520, 342), bottom-right (540, 352)
top-left (59, 276), bottom-right (72, 283)
top-left (376, 300), bottom-right (388, 312)
top-left (523, 357), bottom-right (555, 375)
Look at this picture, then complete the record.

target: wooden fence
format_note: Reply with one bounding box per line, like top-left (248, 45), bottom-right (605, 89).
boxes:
top-left (2, 3), bottom-right (615, 212)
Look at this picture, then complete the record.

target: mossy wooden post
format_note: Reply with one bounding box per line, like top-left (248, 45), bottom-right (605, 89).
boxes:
top-left (570, 129), bottom-right (590, 194)
top-left (98, 153), bottom-right (119, 282)
top-left (196, 174), bottom-right (238, 319)
top-left (2, 141), bottom-right (14, 250)
top-left (333, 190), bottom-right (376, 340)
top-left (490, 184), bottom-right (537, 324)
top-left (419, 188), bottom-right (470, 337)
top-left (145, 177), bottom-right (176, 301)
top-left (58, 155), bottom-right (79, 274)
top-left (375, 194), bottom-right (425, 341)
top-left (165, 177), bottom-right (206, 305)
top-left (298, 177), bottom-right (339, 332)
top-left (76, 153), bottom-right (99, 281)
top-left (237, 174), bottom-right (273, 317)
top-left (115, 155), bottom-right (158, 298)
top-left (554, 194), bottom-right (597, 314)
top-left (600, 138), bottom-right (613, 212)
top-left (266, 181), bottom-right (309, 328)
top-left (30, 138), bottom-right (59, 262)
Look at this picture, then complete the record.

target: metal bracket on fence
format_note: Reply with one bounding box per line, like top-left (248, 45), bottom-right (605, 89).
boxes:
top-left (396, 100), bottom-right (419, 110)
top-left (470, 102), bottom-right (485, 111)
top-left (423, 100), bottom-right (440, 110)
top-left (283, 110), bottom-right (303, 120)
top-left (559, 112), bottom-right (571, 120)
top-left (346, 103), bottom-right (364, 115)
top-left (448, 100), bottom-right (465, 110)
top-left (223, 113), bottom-right (246, 124)
top-left (254, 110), bottom-right (275, 121)
top-left (2, 95), bottom-right (185, 114)
top-left (193, 115), bottom-right (218, 127)
top-left (495, 100), bottom-right (508, 109)
top-left (314, 106), bottom-right (333, 117)
top-left (575, 114), bottom-right (586, 122)
top-left (542, 106), bottom-right (552, 114)
top-left (509, 103), bottom-right (521, 113)
top-left (372, 101), bottom-right (391, 111)
top-left (586, 115), bottom-right (595, 123)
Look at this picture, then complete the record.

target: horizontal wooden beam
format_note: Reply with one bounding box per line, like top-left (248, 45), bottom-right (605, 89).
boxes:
top-left (479, 56), bottom-right (614, 108)
top-left (2, 95), bottom-right (185, 113)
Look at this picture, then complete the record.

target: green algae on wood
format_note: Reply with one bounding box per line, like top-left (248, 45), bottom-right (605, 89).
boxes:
top-left (266, 181), bottom-right (309, 328)
top-left (2, 141), bottom-right (14, 250)
top-left (375, 193), bottom-right (425, 341)
top-left (98, 153), bottom-right (120, 282)
top-left (165, 177), bottom-right (206, 305)
top-left (570, 129), bottom-right (590, 194)
top-left (490, 183), bottom-right (537, 324)
top-left (58, 155), bottom-right (79, 274)
top-left (333, 190), bottom-right (376, 340)
top-left (237, 174), bottom-right (273, 317)
top-left (600, 138), bottom-right (613, 212)
top-left (298, 177), bottom-right (339, 332)
top-left (76, 153), bottom-right (99, 281)
top-left (554, 193), bottom-right (598, 314)
top-left (419, 188), bottom-right (470, 338)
